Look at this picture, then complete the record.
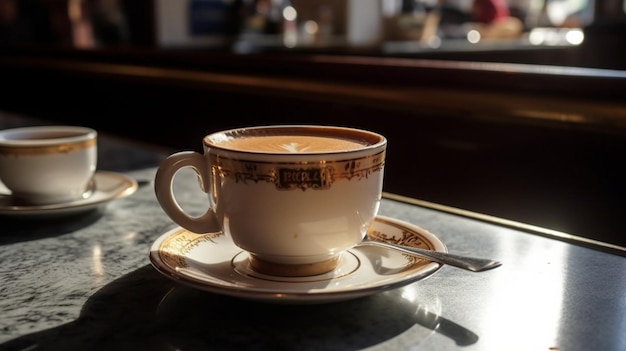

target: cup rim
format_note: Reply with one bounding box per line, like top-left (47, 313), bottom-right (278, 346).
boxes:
top-left (203, 125), bottom-right (387, 155)
top-left (0, 126), bottom-right (97, 147)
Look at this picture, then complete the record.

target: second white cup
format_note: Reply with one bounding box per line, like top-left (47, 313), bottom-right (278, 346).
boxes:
top-left (0, 125), bottom-right (98, 206)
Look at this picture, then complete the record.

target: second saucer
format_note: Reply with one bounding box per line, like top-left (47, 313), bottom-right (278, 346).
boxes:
top-left (0, 171), bottom-right (138, 217)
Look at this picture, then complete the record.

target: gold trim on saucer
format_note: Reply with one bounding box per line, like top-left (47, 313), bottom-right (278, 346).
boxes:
top-left (159, 229), bottom-right (223, 268)
top-left (367, 217), bottom-right (436, 266)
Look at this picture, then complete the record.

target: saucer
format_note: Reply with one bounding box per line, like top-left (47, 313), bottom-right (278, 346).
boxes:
top-left (0, 171), bottom-right (138, 217)
top-left (149, 215), bottom-right (447, 304)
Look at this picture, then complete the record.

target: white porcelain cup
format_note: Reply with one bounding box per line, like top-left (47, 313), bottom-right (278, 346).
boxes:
top-left (154, 125), bottom-right (387, 276)
top-left (0, 126), bottom-right (98, 205)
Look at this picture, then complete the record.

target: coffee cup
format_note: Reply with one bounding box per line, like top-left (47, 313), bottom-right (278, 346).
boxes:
top-left (0, 125), bottom-right (98, 205)
top-left (154, 125), bottom-right (387, 277)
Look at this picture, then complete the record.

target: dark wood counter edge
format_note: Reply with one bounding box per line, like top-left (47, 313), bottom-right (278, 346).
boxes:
top-left (383, 192), bottom-right (626, 257)
top-left (1, 47), bottom-right (626, 134)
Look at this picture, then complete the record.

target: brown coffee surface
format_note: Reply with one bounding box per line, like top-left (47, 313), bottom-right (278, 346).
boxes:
top-left (217, 135), bottom-right (367, 153)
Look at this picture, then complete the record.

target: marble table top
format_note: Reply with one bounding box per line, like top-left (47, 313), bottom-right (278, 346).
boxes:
top-left (1, 111), bottom-right (625, 351)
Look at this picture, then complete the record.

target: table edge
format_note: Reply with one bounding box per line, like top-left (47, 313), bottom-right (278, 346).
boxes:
top-left (382, 192), bottom-right (626, 257)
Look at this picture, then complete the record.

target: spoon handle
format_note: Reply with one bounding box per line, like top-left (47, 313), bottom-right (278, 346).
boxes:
top-left (358, 241), bottom-right (502, 272)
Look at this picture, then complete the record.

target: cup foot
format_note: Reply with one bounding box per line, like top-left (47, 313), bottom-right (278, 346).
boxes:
top-left (249, 254), bottom-right (341, 277)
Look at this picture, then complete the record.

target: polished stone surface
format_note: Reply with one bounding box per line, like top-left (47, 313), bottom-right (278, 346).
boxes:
top-left (1, 112), bottom-right (625, 351)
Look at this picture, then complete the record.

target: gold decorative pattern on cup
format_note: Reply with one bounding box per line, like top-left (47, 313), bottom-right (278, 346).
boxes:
top-left (0, 139), bottom-right (96, 155)
top-left (212, 150), bottom-right (385, 191)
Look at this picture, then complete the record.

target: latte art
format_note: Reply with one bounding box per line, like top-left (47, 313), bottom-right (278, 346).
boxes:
top-left (279, 142), bottom-right (310, 153)
top-left (217, 135), bottom-right (367, 153)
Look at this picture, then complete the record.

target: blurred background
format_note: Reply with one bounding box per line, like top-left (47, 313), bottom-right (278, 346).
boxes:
top-left (0, 0), bottom-right (623, 66)
top-left (0, 0), bottom-right (625, 248)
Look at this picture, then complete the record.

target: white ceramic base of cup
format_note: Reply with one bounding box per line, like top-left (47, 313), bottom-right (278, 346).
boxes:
top-left (9, 177), bottom-right (96, 206)
top-left (249, 254), bottom-right (342, 277)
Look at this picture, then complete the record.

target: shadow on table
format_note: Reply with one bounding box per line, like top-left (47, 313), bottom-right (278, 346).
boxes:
top-left (0, 265), bottom-right (478, 351)
top-left (0, 208), bottom-right (104, 245)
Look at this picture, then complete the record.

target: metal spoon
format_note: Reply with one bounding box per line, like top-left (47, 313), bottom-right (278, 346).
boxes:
top-left (357, 237), bottom-right (502, 272)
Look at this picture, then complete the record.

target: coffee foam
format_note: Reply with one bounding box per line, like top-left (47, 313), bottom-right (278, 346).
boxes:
top-left (217, 135), bottom-right (367, 153)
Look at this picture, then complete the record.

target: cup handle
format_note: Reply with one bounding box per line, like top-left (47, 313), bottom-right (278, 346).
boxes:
top-left (154, 151), bottom-right (220, 234)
